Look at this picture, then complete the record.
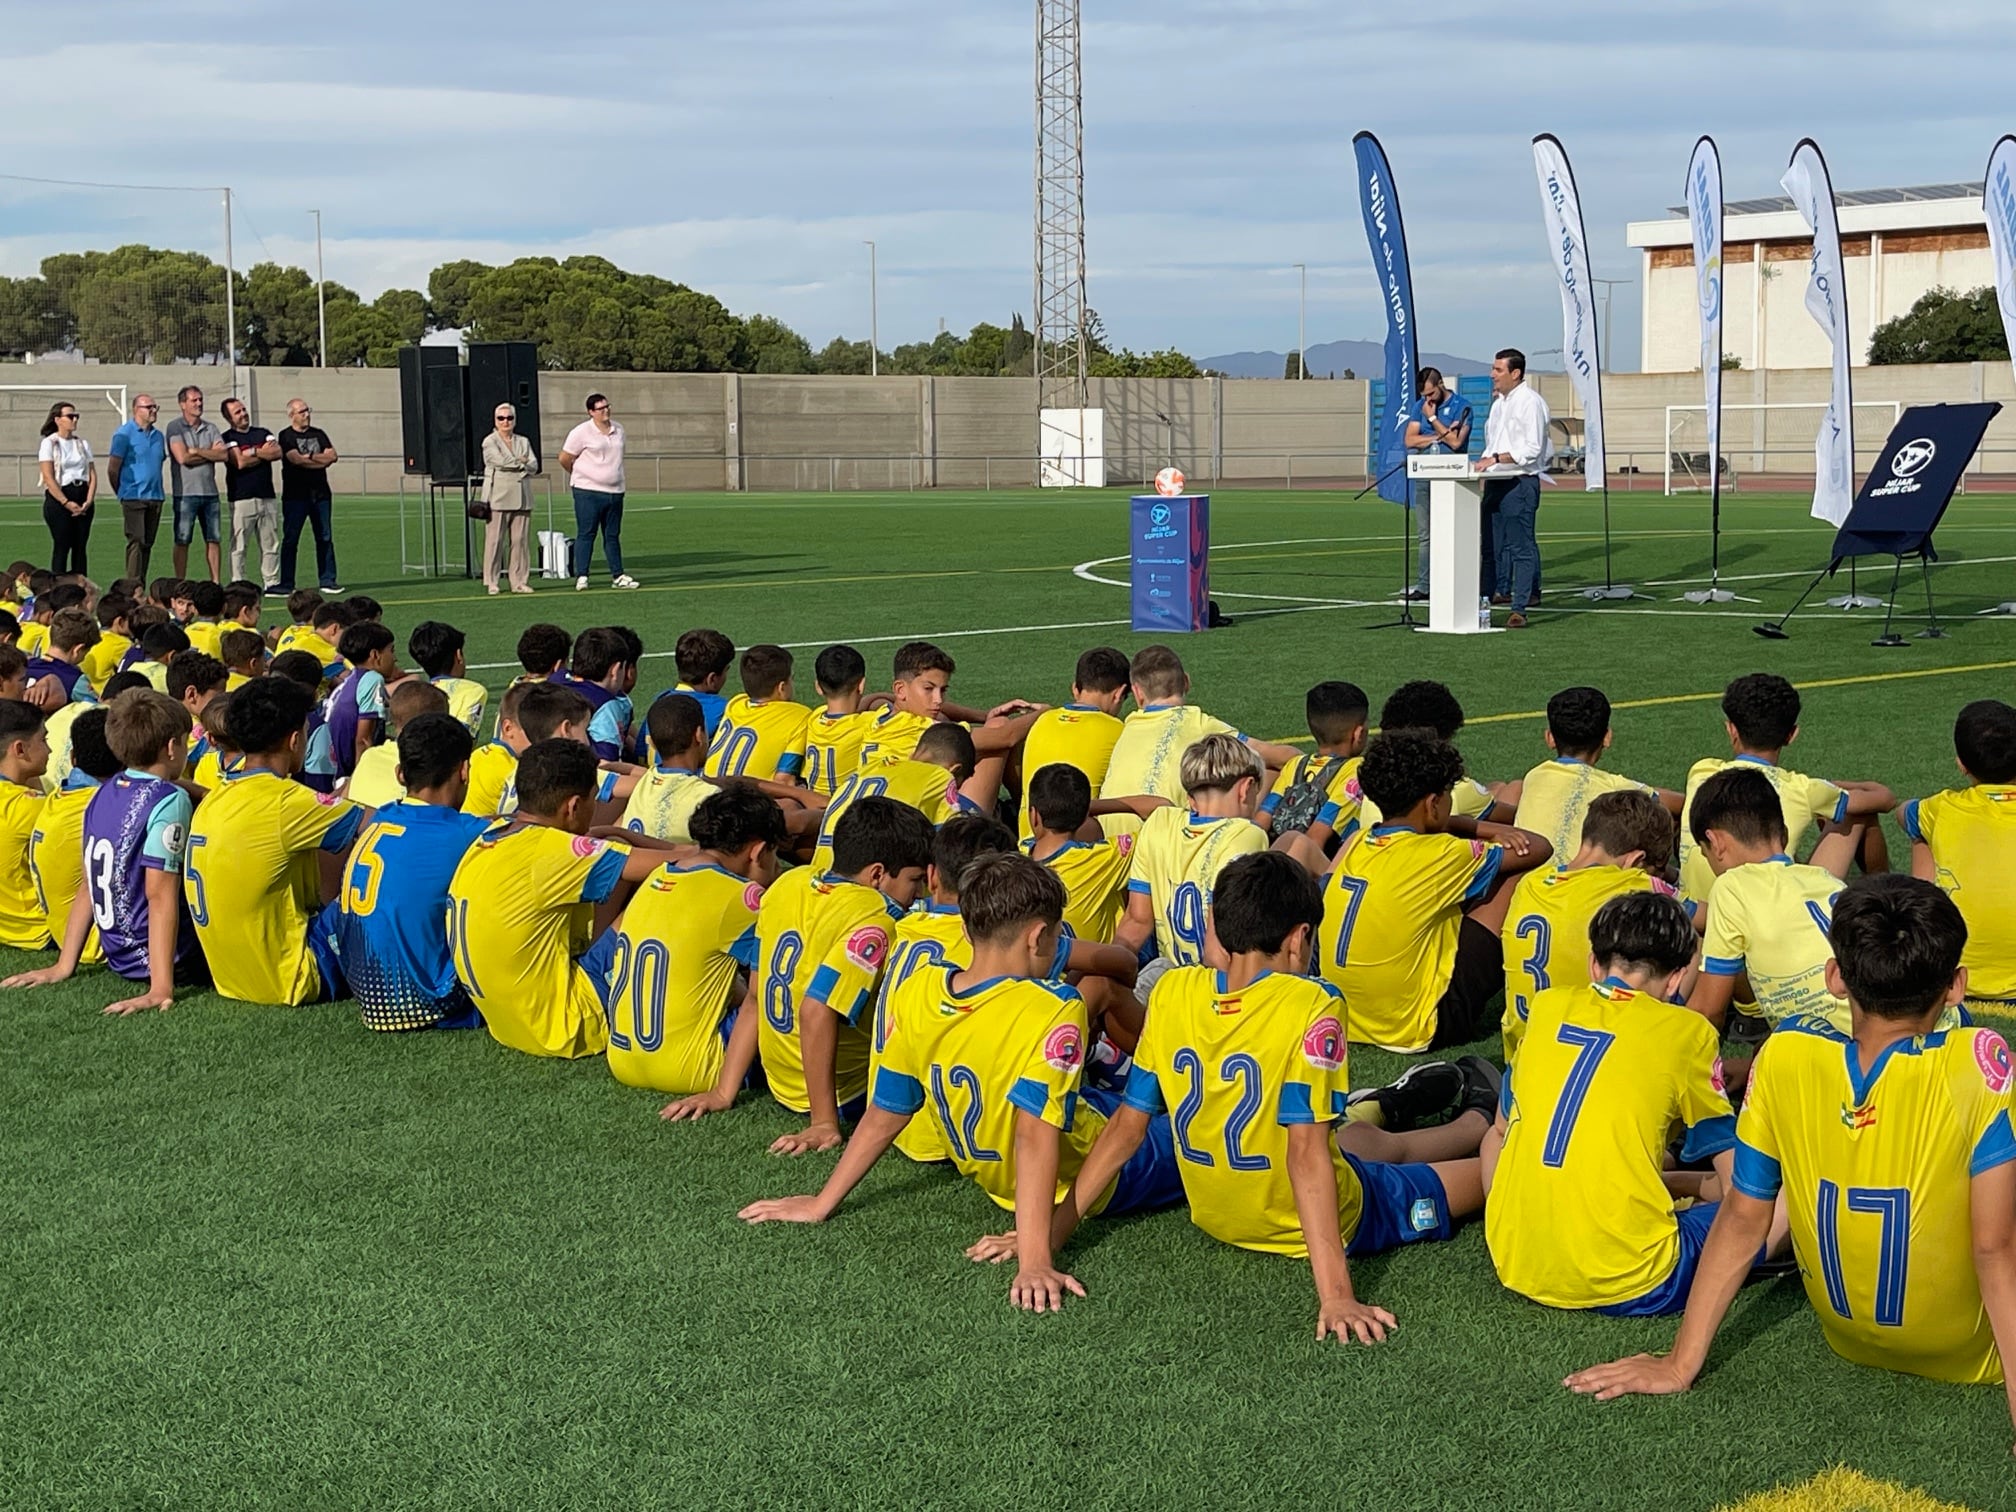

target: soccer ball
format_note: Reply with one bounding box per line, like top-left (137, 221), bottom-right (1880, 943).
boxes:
top-left (1154, 467), bottom-right (1185, 497)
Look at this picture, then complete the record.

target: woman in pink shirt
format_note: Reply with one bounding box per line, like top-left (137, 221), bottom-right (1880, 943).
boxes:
top-left (558, 392), bottom-right (639, 591)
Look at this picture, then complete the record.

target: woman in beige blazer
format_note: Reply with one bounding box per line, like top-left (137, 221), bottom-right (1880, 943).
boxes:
top-left (482, 404), bottom-right (537, 593)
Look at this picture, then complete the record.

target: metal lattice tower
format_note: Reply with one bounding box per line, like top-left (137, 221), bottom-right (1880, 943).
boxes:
top-left (1034, 0), bottom-right (1087, 414)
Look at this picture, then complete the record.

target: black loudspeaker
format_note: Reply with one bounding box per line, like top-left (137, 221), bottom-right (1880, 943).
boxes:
top-left (422, 362), bottom-right (471, 481)
top-left (466, 341), bottom-right (542, 475)
top-left (398, 345), bottom-right (459, 475)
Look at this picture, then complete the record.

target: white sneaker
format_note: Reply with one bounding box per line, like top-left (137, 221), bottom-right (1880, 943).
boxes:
top-left (575, 576), bottom-right (589, 591)
top-left (612, 573), bottom-right (640, 589)
top-left (487, 585), bottom-right (499, 596)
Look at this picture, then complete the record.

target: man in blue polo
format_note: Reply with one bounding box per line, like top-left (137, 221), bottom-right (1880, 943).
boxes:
top-left (1403, 365), bottom-right (1474, 601)
top-left (107, 394), bottom-right (169, 581)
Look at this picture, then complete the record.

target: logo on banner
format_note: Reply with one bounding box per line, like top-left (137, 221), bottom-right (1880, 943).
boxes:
top-left (1892, 438), bottom-right (1936, 478)
top-left (1151, 503), bottom-right (1171, 528)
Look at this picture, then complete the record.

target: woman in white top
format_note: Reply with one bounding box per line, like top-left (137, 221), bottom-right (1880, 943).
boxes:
top-left (37, 401), bottom-right (96, 575)
top-left (480, 403), bottom-right (538, 595)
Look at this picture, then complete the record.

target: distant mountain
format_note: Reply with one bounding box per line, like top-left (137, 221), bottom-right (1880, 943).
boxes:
top-left (1198, 339), bottom-right (1492, 380)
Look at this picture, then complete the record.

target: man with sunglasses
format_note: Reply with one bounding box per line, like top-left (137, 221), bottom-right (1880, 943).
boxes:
top-left (107, 394), bottom-right (169, 581)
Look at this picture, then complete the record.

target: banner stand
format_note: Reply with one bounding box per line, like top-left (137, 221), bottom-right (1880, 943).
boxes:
top-left (1977, 135), bottom-right (2016, 617)
top-left (1672, 136), bottom-right (1751, 605)
top-left (1576, 486), bottom-right (1642, 600)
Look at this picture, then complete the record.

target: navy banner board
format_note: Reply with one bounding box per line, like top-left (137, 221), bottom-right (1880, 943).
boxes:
top-left (1131, 494), bottom-right (1211, 632)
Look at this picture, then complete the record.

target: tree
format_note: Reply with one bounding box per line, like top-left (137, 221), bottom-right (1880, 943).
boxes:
top-left (813, 337), bottom-right (877, 375)
top-left (426, 259), bottom-right (490, 330)
top-left (240, 262), bottom-right (357, 366)
top-left (744, 314), bottom-right (814, 374)
top-left (1284, 351), bottom-right (1311, 379)
top-left (42, 245), bottom-right (230, 362)
top-left (0, 277), bottom-right (70, 357)
top-left (1869, 285), bottom-right (2010, 365)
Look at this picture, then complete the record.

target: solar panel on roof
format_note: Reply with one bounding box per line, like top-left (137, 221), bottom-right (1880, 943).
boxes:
top-left (1662, 181), bottom-right (1985, 218)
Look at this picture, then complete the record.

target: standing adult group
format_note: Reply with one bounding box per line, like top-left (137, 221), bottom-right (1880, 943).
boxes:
top-left (58, 389), bottom-right (342, 595)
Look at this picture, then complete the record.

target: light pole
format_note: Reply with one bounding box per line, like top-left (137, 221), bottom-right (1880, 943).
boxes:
top-left (1592, 277), bottom-right (1632, 372)
top-left (865, 240), bottom-right (878, 377)
top-left (310, 209), bottom-right (327, 367)
top-left (1293, 262), bottom-right (1306, 379)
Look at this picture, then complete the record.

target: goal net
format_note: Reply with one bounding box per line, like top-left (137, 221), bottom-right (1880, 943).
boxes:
top-left (1662, 401), bottom-right (1903, 495)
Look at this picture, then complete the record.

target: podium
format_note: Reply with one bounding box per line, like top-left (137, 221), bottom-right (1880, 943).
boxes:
top-left (1130, 493), bottom-right (1211, 633)
top-left (1407, 456), bottom-right (1502, 635)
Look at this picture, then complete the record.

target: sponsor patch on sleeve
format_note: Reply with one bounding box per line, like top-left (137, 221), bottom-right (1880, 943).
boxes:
top-left (1043, 1023), bottom-right (1084, 1074)
top-left (1710, 1057), bottom-right (1727, 1096)
top-left (742, 881), bottom-right (766, 912)
top-left (844, 924), bottom-right (889, 973)
top-left (1301, 1014), bottom-right (1346, 1072)
top-left (1469, 839), bottom-right (1490, 860)
top-left (1975, 1031), bottom-right (2013, 1095)
top-left (571, 834), bottom-right (605, 859)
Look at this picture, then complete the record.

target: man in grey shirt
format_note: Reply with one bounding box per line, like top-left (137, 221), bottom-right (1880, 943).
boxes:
top-left (165, 383), bottom-right (227, 582)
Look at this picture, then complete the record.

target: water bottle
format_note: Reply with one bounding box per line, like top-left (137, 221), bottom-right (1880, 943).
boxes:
top-left (1478, 596), bottom-right (1491, 629)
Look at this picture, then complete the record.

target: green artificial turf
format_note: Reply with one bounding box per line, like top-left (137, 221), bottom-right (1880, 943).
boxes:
top-left (5, 485), bottom-right (2016, 1511)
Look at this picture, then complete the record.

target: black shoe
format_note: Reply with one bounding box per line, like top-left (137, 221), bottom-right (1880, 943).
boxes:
top-left (1368, 1060), bottom-right (1466, 1132)
top-left (1403, 586), bottom-right (1430, 602)
top-left (1454, 1054), bottom-right (1504, 1123)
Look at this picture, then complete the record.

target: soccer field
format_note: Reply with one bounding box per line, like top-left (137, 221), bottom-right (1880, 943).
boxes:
top-left (6, 485), bottom-right (2016, 1511)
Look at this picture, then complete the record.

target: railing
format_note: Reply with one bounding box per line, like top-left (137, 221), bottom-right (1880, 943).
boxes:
top-left (3, 446), bottom-right (2014, 499)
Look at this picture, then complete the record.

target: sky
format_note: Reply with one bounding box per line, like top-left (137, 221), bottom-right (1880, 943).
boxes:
top-left (0, 0), bottom-right (2008, 370)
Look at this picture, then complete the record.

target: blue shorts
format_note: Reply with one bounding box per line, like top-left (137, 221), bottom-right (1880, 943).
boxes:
top-left (307, 899), bottom-right (349, 1005)
top-left (1597, 1202), bottom-right (1720, 1318)
top-left (174, 493), bottom-right (221, 546)
top-left (580, 927), bottom-right (620, 1012)
top-left (1342, 1152), bottom-right (1453, 1256)
top-left (1083, 1083), bottom-right (1186, 1217)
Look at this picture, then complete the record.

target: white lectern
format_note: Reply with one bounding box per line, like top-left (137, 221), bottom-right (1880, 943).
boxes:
top-left (1407, 455), bottom-right (1504, 635)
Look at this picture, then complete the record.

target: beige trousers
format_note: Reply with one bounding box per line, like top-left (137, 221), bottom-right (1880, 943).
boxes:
top-left (484, 508), bottom-right (532, 592)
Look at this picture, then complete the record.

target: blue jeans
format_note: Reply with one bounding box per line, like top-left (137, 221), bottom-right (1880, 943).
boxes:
top-left (1409, 480), bottom-right (1431, 592)
top-left (280, 496), bottom-right (338, 589)
top-left (573, 488), bottom-right (625, 578)
top-left (1488, 475), bottom-right (1541, 612)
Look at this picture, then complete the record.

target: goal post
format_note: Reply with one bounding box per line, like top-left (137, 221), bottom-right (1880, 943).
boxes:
top-left (0, 383), bottom-right (127, 497)
top-left (1662, 401), bottom-right (1903, 495)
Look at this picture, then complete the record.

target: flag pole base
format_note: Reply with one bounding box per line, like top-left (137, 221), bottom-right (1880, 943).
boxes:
top-left (1824, 593), bottom-right (1886, 609)
top-left (1578, 585), bottom-right (1643, 601)
top-left (1978, 602), bottom-right (2016, 617)
top-left (1679, 588), bottom-right (1758, 604)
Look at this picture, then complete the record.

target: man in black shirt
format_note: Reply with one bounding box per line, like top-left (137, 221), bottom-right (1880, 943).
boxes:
top-left (220, 396), bottom-right (283, 593)
top-left (276, 397), bottom-right (341, 594)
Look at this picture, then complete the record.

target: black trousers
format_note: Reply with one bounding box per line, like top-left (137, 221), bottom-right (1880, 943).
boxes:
top-left (43, 489), bottom-right (93, 575)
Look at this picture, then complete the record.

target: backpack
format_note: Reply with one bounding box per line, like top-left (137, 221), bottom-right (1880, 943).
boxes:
top-left (1270, 755), bottom-right (1346, 836)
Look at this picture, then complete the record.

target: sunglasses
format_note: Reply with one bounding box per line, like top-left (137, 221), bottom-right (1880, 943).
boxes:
top-left (495, 413), bottom-right (514, 420)
top-left (57, 412), bottom-right (78, 420)
top-left (136, 403), bottom-right (158, 411)
top-left (591, 403), bottom-right (610, 412)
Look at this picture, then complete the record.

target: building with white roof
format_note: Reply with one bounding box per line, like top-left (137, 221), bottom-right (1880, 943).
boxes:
top-left (1625, 182), bottom-right (1989, 373)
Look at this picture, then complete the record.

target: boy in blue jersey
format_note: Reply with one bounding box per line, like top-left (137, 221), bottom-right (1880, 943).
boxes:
top-left (338, 712), bottom-right (493, 1031)
top-left (1571, 875), bottom-right (2016, 1433)
top-left (554, 626), bottom-right (635, 760)
top-left (5, 689), bottom-right (202, 1013)
top-left (659, 626), bottom-right (734, 737)
top-left (327, 622), bottom-right (399, 778)
top-left (269, 649), bottom-right (339, 792)
top-left (742, 853), bottom-right (1183, 1312)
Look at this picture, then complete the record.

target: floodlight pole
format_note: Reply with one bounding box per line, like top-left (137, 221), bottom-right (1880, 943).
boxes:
top-left (312, 209), bottom-right (327, 368)
top-left (865, 240), bottom-right (878, 377)
top-left (1294, 262), bottom-right (1306, 379)
top-left (1592, 277), bottom-right (1631, 373)
top-left (221, 187), bottom-right (236, 372)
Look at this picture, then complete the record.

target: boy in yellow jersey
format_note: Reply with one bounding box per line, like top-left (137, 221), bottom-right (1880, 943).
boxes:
top-left (1355, 679), bottom-right (1511, 828)
top-left (1320, 730), bottom-right (1551, 1053)
top-left (1569, 875), bottom-right (2016, 1428)
top-left (344, 681), bottom-right (449, 809)
top-left (810, 721), bottom-right (989, 873)
top-left (1501, 791), bottom-right (1676, 1064)
top-left (502, 623), bottom-right (571, 726)
top-left (447, 739), bottom-right (659, 1059)
top-left (604, 789), bottom-right (786, 1095)
top-left (218, 628), bottom-right (266, 689)
top-left (803, 644), bottom-right (875, 797)
top-left (1034, 853), bottom-right (1495, 1338)
top-left (1114, 733), bottom-right (1271, 972)
top-left (1487, 892), bottom-right (1773, 1316)
top-left (1025, 763), bottom-right (1134, 944)
top-left (1688, 766), bottom-right (1865, 1034)
top-left (741, 854), bottom-right (1184, 1312)
top-left (859, 639), bottom-right (1044, 769)
top-left (407, 621), bottom-right (488, 733)
top-left (1515, 686), bottom-right (1681, 863)
top-left (271, 592), bottom-right (338, 664)
top-left (1903, 699), bottom-right (2016, 1011)
top-left (460, 681), bottom-right (604, 820)
top-left (1015, 646), bottom-right (1129, 840)
top-left (80, 596), bottom-right (133, 694)
top-left (183, 581), bottom-right (226, 659)
top-left (220, 582), bottom-right (263, 637)
top-left (688, 796), bottom-right (931, 1155)
top-left (1260, 680), bottom-right (1370, 858)
top-left (27, 706), bottom-right (118, 967)
top-left (0, 699), bottom-right (52, 947)
top-left (705, 643), bottom-right (812, 782)
top-left (1675, 672), bottom-right (1893, 909)
top-left (1099, 644), bottom-right (1298, 829)
top-left (184, 678), bottom-right (365, 1005)
top-left (187, 692), bottom-right (235, 791)
top-left (620, 692), bottom-right (715, 843)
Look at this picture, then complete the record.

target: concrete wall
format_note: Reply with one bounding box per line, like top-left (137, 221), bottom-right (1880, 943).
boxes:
top-left (2, 360), bottom-right (2011, 499)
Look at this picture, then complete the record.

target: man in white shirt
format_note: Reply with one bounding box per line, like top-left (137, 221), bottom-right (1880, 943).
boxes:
top-left (559, 392), bottom-right (639, 592)
top-left (1475, 348), bottom-right (1551, 628)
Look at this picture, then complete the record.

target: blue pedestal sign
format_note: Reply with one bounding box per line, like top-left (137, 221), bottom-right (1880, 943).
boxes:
top-left (1130, 493), bottom-right (1210, 633)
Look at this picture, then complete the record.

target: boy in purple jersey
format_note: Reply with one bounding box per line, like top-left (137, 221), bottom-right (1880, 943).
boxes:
top-left (3, 689), bottom-right (201, 1014)
top-left (551, 626), bottom-right (635, 760)
top-left (326, 621), bottom-right (399, 778)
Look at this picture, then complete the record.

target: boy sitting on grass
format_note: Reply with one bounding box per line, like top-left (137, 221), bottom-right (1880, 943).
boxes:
top-left (6, 690), bottom-right (202, 1014)
top-left (1569, 875), bottom-right (2016, 1434)
top-left (1025, 851), bottom-right (1494, 1339)
top-left (1486, 891), bottom-right (1774, 1317)
top-left (741, 853), bottom-right (1184, 1314)
top-left (1099, 645), bottom-right (1298, 829)
top-left (1902, 699), bottom-right (2016, 1014)
top-left (1514, 686), bottom-right (1682, 863)
top-left (803, 643), bottom-right (874, 797)
top-left (219, 627), bottom-right (267, 689)
top-left (26, 705), bottom-right (118, 967)
top-left (408, 620), bottom-right (488, 733)
top-left (1016, 646), bottom-right (1130, 840)
top-left (1259, 680), bottom-right (1371, 856)
top-left (345, 681), bottom-right (451, 809)
top-left (1024, 762), bottom-right (1134, 945)
top-left (0, 699), bottom-right (51, 948)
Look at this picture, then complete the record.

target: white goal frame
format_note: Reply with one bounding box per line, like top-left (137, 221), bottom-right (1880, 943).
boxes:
top-left (0, 381), bottom-right (129, 424)
top-left (1662, 400), bottom-right (1901, 495)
